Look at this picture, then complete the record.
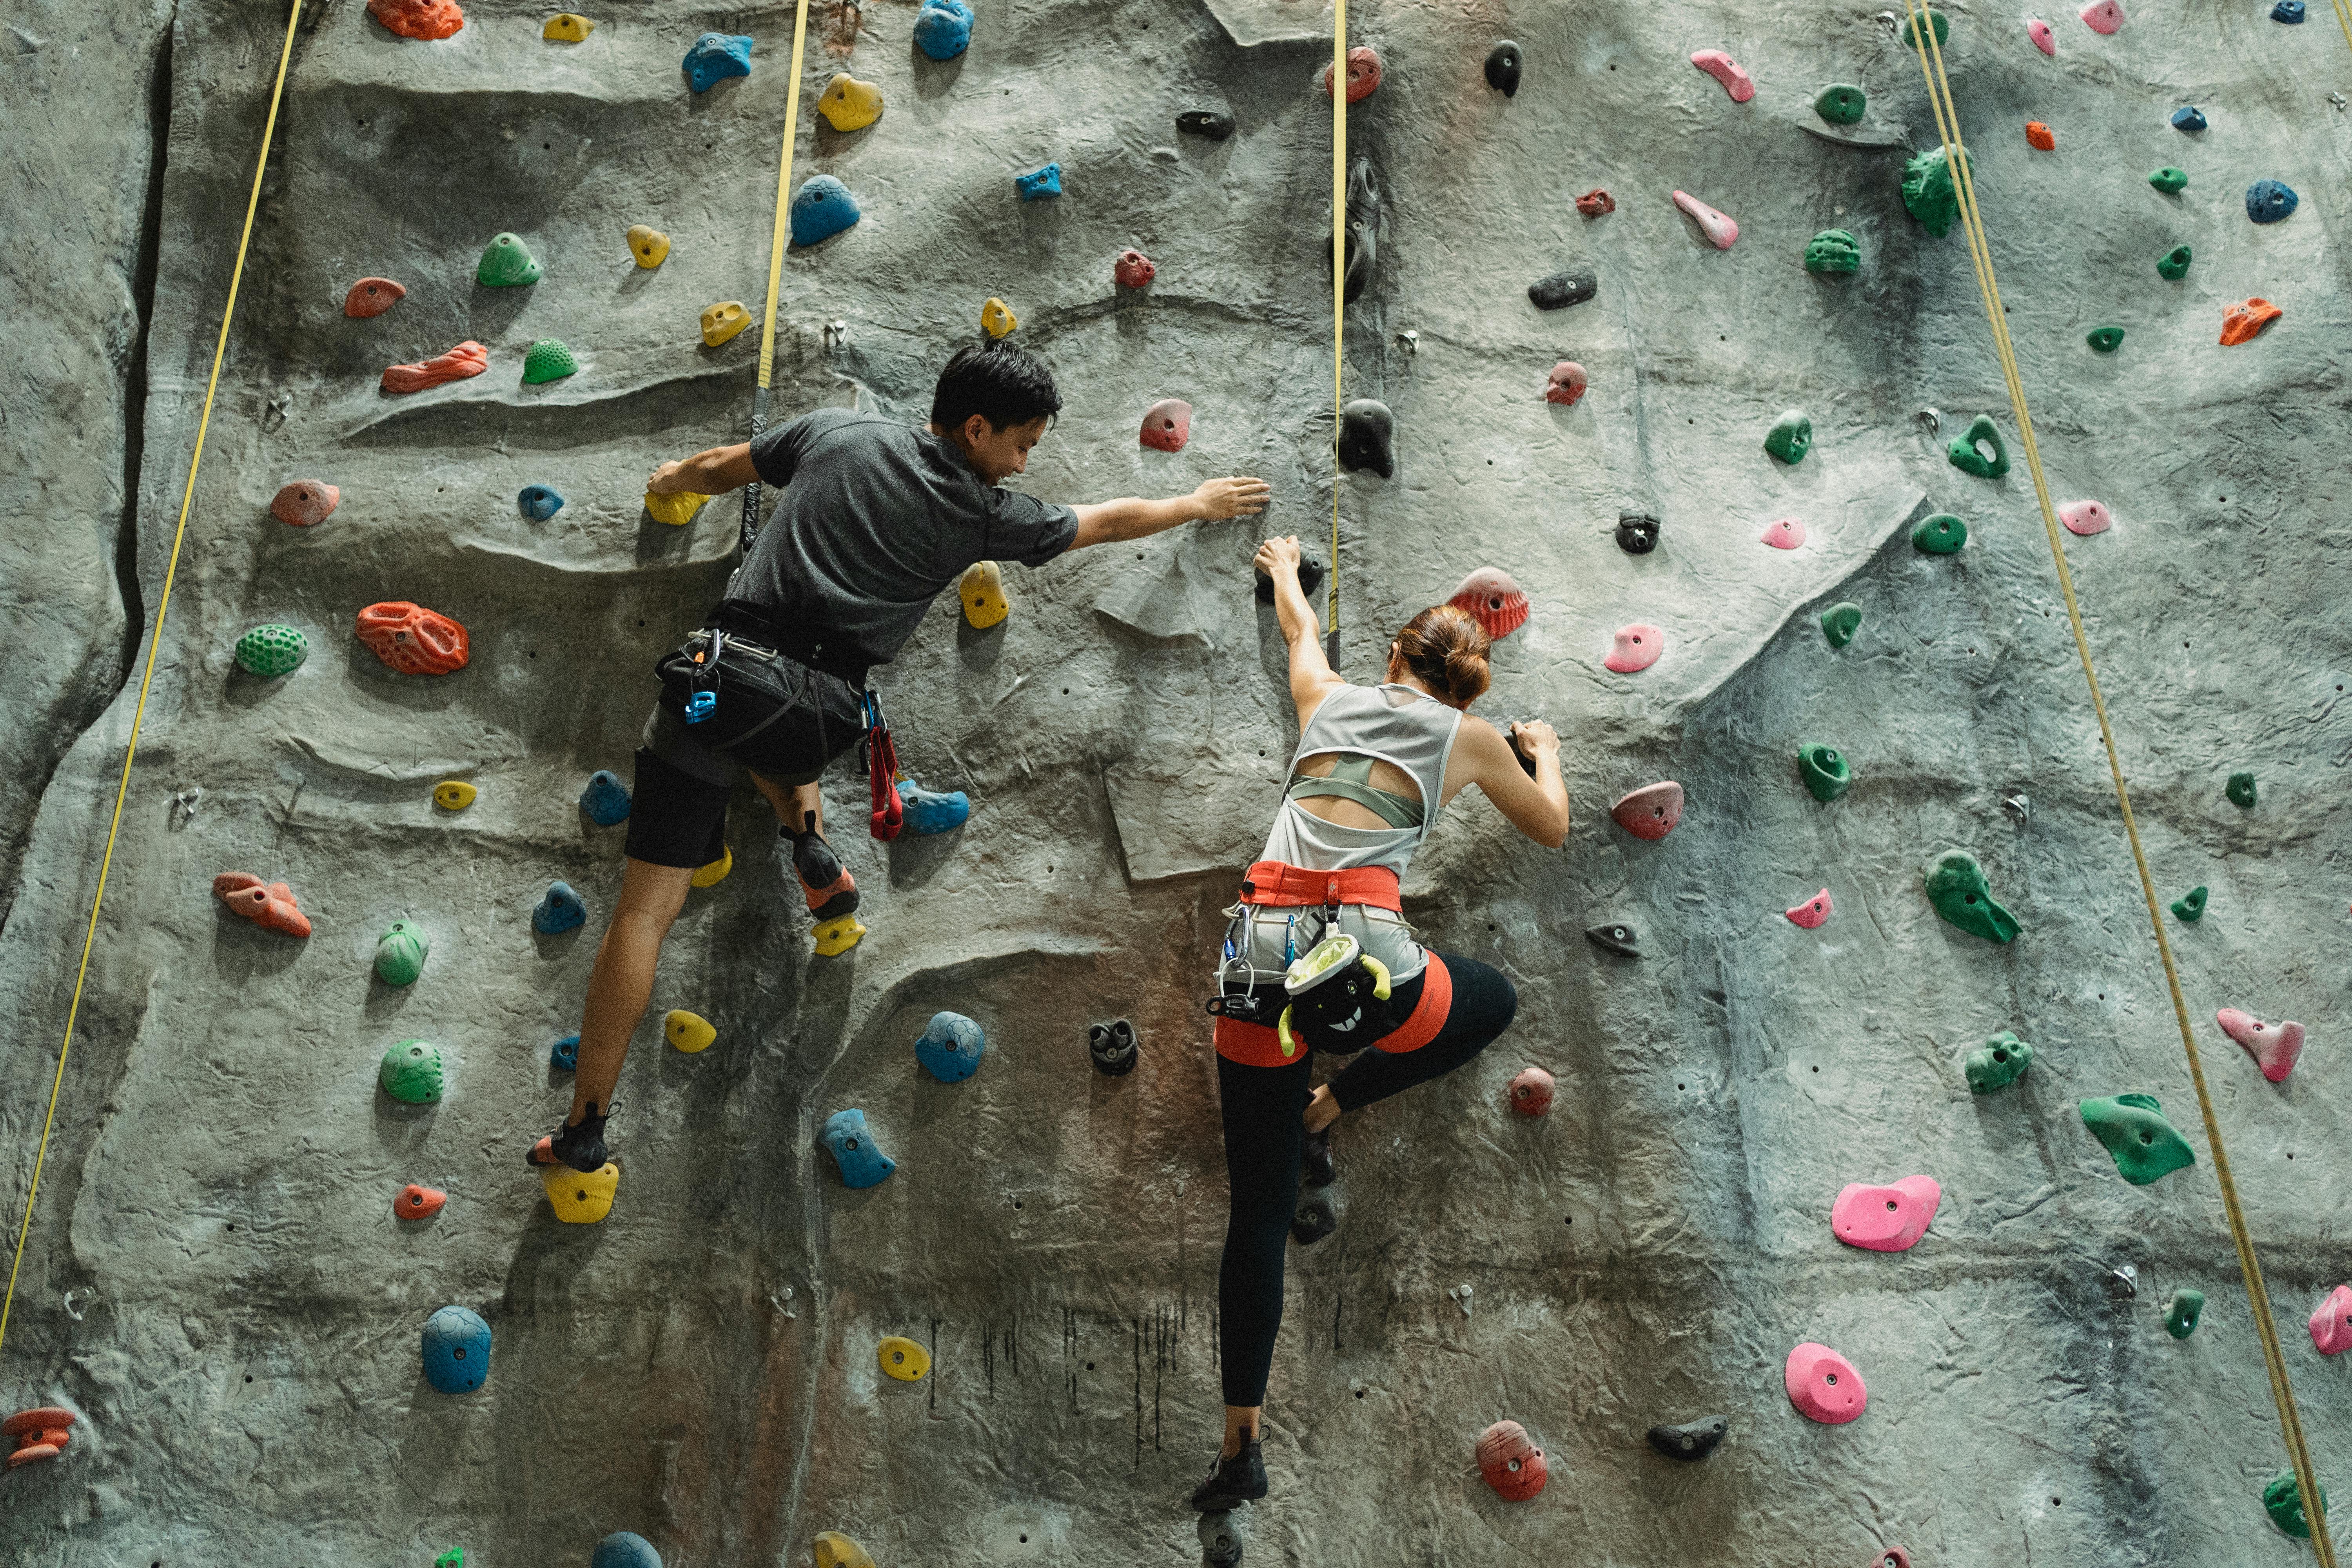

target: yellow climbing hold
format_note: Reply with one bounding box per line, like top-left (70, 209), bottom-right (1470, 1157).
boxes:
top-left (818, 72), bottom-right (884, 132)
top-left (959, 561), bottom-right (1009, 628)
top-left (626, 223), bottom-right (670, 269)
top-left (542, 12), bottom-right (595, 40)
top-left (700, 299), bottom-right (751, 348)
top-left (878, 1335), bottom-right (931, 1382)
top-left (813, 1534), bottom-right (876, 1568)
top-left (813, 913), bottom-right (867, 956)
top-left (980, 297), bottom-right (1018, 339)
top-left (432, 780), bottom-right (477, 810)
top-left (690, 845), bottom-right (733, 887)
top-left (542, 1160), bottom-right (619, 1223)
top-left (665, 1009), bottom-right (717, 1053)
top-left (644, 490), bottom-right (710, 526)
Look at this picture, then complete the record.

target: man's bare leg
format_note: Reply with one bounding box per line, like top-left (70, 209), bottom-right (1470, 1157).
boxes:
top-left (566, 856), bottom-right (694, 1127)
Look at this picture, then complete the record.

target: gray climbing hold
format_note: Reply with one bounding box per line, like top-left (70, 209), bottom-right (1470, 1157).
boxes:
top-left (1646, 1415), bottom-right (1728, 1461)
top-left (1255, 557), bottom-right (1325, 604)
top-left (1585, 922), bottom-right (1641, 958)
top-left (1178, 110), bottom-right (1236, 140)
top-left (1528, 266), bottom-right (1598, 310)
top-left (1337, 399), bottom-right (1394, 478)
top-left (1199, 1512), bottom-right (1243, 1568)
top-left (1292, 1187), bottom-right (1339, 1245)
top-left (1089, 1018), bottom-right (1138, 1076)
top-left (1616, 511), bottom-right (1661, 554)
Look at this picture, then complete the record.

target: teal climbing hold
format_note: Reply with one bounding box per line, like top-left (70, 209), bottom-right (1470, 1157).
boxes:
top-left (823, 1109), bottom-right (895, 1189)
top-left (1903, 7), bottom-right (1949, 45)
top-left (1912, 513), bottom-right (1967, 554)
top-left (1923, 850), bottom-right (2019, 942)
top-left (2265, 1470), bottom-right (2327, 1538)
top-left (2148, 166), bottom-right (2188, 195)
top-left (580, 769), bottom-right (632, 827)
top-left (1804, 229), bottom-right (1860, 275)
top-left (2156, 243), bottom-right (2192, 280)
top-left (1947, 414), bottom-right (2009, 478)
top-left (2165, 1288), bottom-right (2204, 1339)
top-left (1764, 411), bottom-right (1812, 465)
top-left (1798, 743), bottom-right (1852, 803)
top-left (379, 1039), bottom-right (446, 1104)
top-left (234, 624), bottom-right (308, 678)
top-left (522, 339), bottom-right (577, 384)
top-left (2080, 1093), bottom-right (2196, 1185)
top-left (518, 484), bottom-right (564, 520)
top-left (682, 31), bottom-right (753, 93)
top-left (915, 1011), bottom-right (987, 1083)
top-left (1965, 1031), bottom-right (2033, 1093)
top-left (913, 0), bottom-right (973, 60)
top-left (2170, 885), bottom-right (2207, 922)
top-left (1813, 83), bottom-right (1866, 125)
top-left (534, 881), bottom-right (586, 935)
top-left (2085, 325), bottom-right (2124, 354)
top-left (1820, 602), bottom-right (1862, 650)
top-left (421, 1305), bottom-right (490, 1394)
top-left (592, 1534), bottom-right (663, 1568)
top-left (2226, 771), bottom-right (2256, 809)
top-left (790, 175), bottom-right (861, 247)
top-left (1901, 146), bottom-right (1967, 237)
top-left (475, 232), bottom-right (541, 287)
top-left (374, 921), bottom-right (430, 987)
top-left (1014, 163), bottom-right (1062, 201)
top-left (552, 1033), bottom-right (580, 1071)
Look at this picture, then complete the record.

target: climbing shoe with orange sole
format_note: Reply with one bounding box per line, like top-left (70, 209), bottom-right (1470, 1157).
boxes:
top-left (791, 826), bottom-right (866, 955)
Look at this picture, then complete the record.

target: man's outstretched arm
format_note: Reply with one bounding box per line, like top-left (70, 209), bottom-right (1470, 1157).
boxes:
top-left (1069, 477), bottom-right (1270, 550)
top-left (648, 443), bottom-right (761, 495)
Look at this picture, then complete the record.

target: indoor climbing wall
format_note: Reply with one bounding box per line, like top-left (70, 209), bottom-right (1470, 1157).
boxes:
top-left (1, 0), bottom-right (2349, 1563)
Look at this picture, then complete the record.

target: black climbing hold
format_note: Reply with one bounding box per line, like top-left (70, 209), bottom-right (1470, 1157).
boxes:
top-left (1337, 158), bottom-right (1380, 304)
top-left (1337, 399), bottom-right (1394, 478)
top-left (1585, 922), bottom-right (1641, 958)
top-left (1292, 1187), bottom-right (1339, 1245)
top-left (1528, 266), bottom-right (1598, 311)
top-left (1177, 111), bottom-right (1236, 141)
top-left (1089, 1019), bottom-right (1138, 1076)
top-left (1616, 511), bottom-right (1661, 554)
top-left (1199, 1513), bottom-right (1244, 1568)
top-left (1484, 40), bottom-right (1523, 96)
top-left (1255, 556), bottom-right (1327, 605)
top-left (1646, 1416), bottom-right (1728, 1462)
top-left (2226, 771), bottom-right (2257, 809)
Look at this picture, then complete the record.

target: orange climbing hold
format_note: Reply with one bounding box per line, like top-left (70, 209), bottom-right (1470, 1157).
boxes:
top-left (2025, 121), bottom-right (2056, 150)
top-left (270, 480), bottom-right (340, 526)
top-left (356, 602), bottom-right (470, 675)
top-left (212, 873), bottom-right (312, 938)
top-left (2219, 297), bottom-right (2282, 345)
top-left (381, 340), bottom-right (488, 394)
top-left (1448, 568), bottom-right (1529, 639)
top-left (1321, 46), bottom-right (1383, 102)
top-left (1475, 1419), bottom-right (1548, 1501)
top-left (1575, 188), bottom-right (1615, 217)
top-left (2, 1407), bottom-right (74, 1469)
top-left (396, 1183), bottom-right (447, 1220)
top-left (343, 277), bottom-right (406, 317)
top-left (367, 0), bottom-right (464, 39)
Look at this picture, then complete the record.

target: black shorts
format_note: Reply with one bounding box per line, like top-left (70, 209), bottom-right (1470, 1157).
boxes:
top-left (622, 748), bottom-right (736, 869)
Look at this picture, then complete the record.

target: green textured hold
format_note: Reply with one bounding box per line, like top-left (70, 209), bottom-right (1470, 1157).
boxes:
top-left (2086, 325), bottom-right (2125, 354)
top-left (2265, 1470), bottom-right (2327, 1539)
top-left (1764, 411), bottom-right (1812, 465)
top-left (1901, 146), bottom-right (1968, 237)
top-left (1804, 228), bottom-right (1861, 275)
top-left (1923, 849), bottom-right (2019, 942)
top-left (436, 1553), bottom-right (465, 1568)
top-left (1814, 83), bottom-right (1867, 124)
top-left (233, 623), bottom-right (308, 678)
top-left (2079, 1093), bottom-right (2195, 1185)
top-left (1903, 7), bottom-right (1949, 46)
top-left (2226, 771), bottom-right (2257, 809)
top-left (2170, 884), bottom-right (2207, 922)
top-left (1965, 1031), bottom-right (2033, 1093)
top-left (522, 339), bottom-right (577, 384)
top-left (2165, 1288), bottom-right (2204, 1339)
top-left (379, 1039), bottom-right (446, 1104)
top-left (374, 920), bottom-right (430, 987)
top-left (1798, 743), bottom-right (1852, 803)
top-left (1820, 602), bottom-right (1862, 649)
top-left (2149, 166), bottom-right (2188, 195)
top-left (2156, 243), bottom-right (2192, 280)
top-left (1947, 414), bottom-right (2009, 478)
top-left (1912, 512), bottom-right (1967, 554)
top-left (476, 232), bottom-right (542, 287)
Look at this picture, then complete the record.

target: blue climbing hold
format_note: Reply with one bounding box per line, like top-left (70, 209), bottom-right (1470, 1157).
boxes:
top-left (790, 175), bottom-right (862, 247)
top-left (2247, 179), bottom-right (2299, 223)
top-left (551, 1033), bottom-right (580, 1071)
top-left (1014, 163), bottom-right (1062, 201)
top-left (421, 1305), bottom-right (491, 1394)
top-left (913, 0), bottom-right (973, 60)
top-left (822, 1109), bottom-right (896, 1189)
top-left (2171, 105), bottom-right (2206, 132)
top-left (898, 780), bottom-right (970, 835)
top-left (2274, 0), bottom-right (2306, 20)
top-left (518, 484), bottom-right (564, 521)
top-left (915, 1011), bottom-right (987, 1083)
top-left (580, 769), bottom-right (632, 827)
top-left (682, 31), bottom-right (753, 93)
top-left (534, 881), bottom-right (586, 935)
top-left (590, 1533), bottom-right (664, 1568)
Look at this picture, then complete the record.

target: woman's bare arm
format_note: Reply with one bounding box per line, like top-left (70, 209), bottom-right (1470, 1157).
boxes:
top-left (1448, 715), bottom-right (1570, 848)
top-left (1256, 536), bottom-right (1344, 731)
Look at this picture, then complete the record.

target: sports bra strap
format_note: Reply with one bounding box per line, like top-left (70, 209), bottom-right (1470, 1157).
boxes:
top-left (1285, 753), bottom-right (1423, 829)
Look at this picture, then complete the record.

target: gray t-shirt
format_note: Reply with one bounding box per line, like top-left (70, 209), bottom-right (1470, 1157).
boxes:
top-left (733, 408), bottom-right (1078, 669)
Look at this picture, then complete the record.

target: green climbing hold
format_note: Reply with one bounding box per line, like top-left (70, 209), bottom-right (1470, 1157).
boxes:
top-left (1764, 411), bottom-right (1813, 466)
top-left (475, 232), bottom-right (543, 287)
top-left (2079, 1093), bottom-right (2196, 1185)
top-left (2086, 325), bottom-right (2125, 354)
top-left (523, 339), bottom-right (577, 384)
top-left (2265, 1470), bottom-right (2327, 1539)
top-left (1820, 602), bottom-right (1863, 649)
top-left (2156, 243), bottom-right (2192, 280)
top-left (374, 921), bottom-right (431, 987)
top-left (379, 1039), bottom-right (446, 1104)
top-left (2165, 1288), bottom-right (2204, 1339)
top-left (1901, 146), bottom-right (1968, 238)
top-left (1814, 83), bottom-right (1867, 124)
top-left (2170, 885), bottom-right (2207, 922)
top-left (1798, 743), bottom-right (1852, 803)
top-left (234, 623), bottom-right (308, 678)
top-left (1947, 414), bottom-right (2010, 478)
top-left (1804, 228), bottom-right (1861, 275)
top-left (1923, 849), bottom-right (2020, 942)
top-left (436, 1552), bottom-right (465, 1568)
top-left (1903, 7), bottom-right (1949, 46)
top-left (2149, 166), bottom-right (2188, 195)
top-left (1912, 512), bottom-right (1967, 554)
top-left (1965, 1030), bottom-right (2033, 1093)
top-left (2226, 771), bottom-right (2257, 809)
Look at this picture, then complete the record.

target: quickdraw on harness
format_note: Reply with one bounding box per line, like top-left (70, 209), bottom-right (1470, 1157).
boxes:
top-left (862, 691), bottom-right (903, 840)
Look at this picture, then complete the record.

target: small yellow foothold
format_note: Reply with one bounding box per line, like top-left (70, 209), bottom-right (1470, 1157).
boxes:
top-left (818, 72), bottom-right (885, 132)
top-left (643, 490), bottom-right (710, 526)
top-left (542, 1160), bottom-right (619, 1223)
top-left (877, 1334), bottom-right (931, 1382)
top-left (813, 913), bottom-right (867, 956)
top-left (700, 299), bottom-right (751, 347)
top-left (980, 297), bottom-right (1018, 339)
top-left (690, 846), bottom-right (733, 888)
top-left (813, 1533), bottom-right (877, 1568)
top-left (626, 223), bottom-right (670, 269)
top-left (542, 11), bottom-right (596, 40)
top-left (959, 561), bottom-right (1009, 629)
top-left (432, 780), bottom-right (477, 810)
top-left (665, 1009), bottom-right (717, 1053)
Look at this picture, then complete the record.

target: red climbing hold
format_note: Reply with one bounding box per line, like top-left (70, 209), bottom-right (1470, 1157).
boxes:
top-left (212, 872), bottom-right (312, 938)
top-left (1448, 568), bottom-right (1529, 639)
top-left (1831, 1175), bottom-right (1942, 1252)
top-left (396, 1183), bottom-right (448, 1220)
top-left (1544, 361), bottom-right (1588, 407)
top-left (1871, 1552), bottom-right (1914, 1568)
top-left (1475, 1419), bottom-right (1548, 1501)
top-left (2026, 121), bottom-right (2056, 150)
top-left (2220, 298), bottom-right (2282, 346)
top-left (1785, 887), bottom-right (1834, 928)
top-left (343, 277), bottom-right (406, 318)
top-left (1140, 398), bottom-right (1192, 452)
top-left (2311, 1285), bottom-right (2352, 1354)
top-left (1509, 1067), bottom-right (1555, 1116)
top-left (2218, 1008), bottom-right (2305, 1083)
top-left (381, 340), bottom-right (488, 394)
top-left (270, 480), bottom-right (340, 527)
top-left (1760, 517), bottom-right (1806, 550)
top-left (1575, 188), bottom-right (1615, 217)
top-left (1689, 49), bottom-right (1756, 102)
top-left (1114, 249), bottom-right (1156, 289)
top-left (1784, 1342), bottom-right (1867, 1423)
top-left (367, 0), bottom-right (464, 39)
top-left (1610, 781), bottom-right (1684, 840)
top-left (4, 1406), bottom-right (75, 1470)
top-left (2058, 499), bottom-right (2112, 536)
top-left (356, 602), bottom-right (470, 675)
top-left (1321, 46), bottom-right (1382, 102)
top-left (1604, 622), bottom-right (1664, 673)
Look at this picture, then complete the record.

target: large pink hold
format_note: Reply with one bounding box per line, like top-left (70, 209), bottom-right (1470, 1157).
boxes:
top-left (1690, 49), bottom-right (1756, 102)
top-left (1544, 361), bottom-right (1588, 407)
top-left (1604, 622), bottom-right (1664, 673)
top-left (2218, 1008), bottom-right (2306, 1083)
top-left (1140, 399), bottom-right (1191, 452)
top-left (1831, 1175), bottom-right (1942, 1252)
top-left (1448, 568), bottom-right (1529, 640)
top-left (2312, 1286), bottom-right (2352, 1354)
top-left (344, 277), bottom-right (406, 318)
top-left (2059, 499), bottom-right (2112, 536)
top-left (368, 0), bottom-right (464, 39)
top-left (2028, 17), bottom-right (2057, 51)
top-left (2080, 0), bottom-right (2123, 31)
top-left (1760, 517), bottom-right (1806, 550)
top-left (1611, 780), bottom-right (1684, 840)
top-left (1671, 191), bottom-right (1739, 250)
top-left (1508, 1067), bottom-right (1555, 1117)
top-left (381, 340), bottom-right (488, 394)
top-left (1785, 1342), bottom-right (1866, 1424)
top-left (1786, 887), bottom-right (1833, 928)
top-left (270, 480), bottom-right (339, 527)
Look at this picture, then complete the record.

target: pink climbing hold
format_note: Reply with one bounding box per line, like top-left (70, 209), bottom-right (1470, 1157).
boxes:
top-left (1785, 1342), bottom-right (1867, 1424)
top-left (1321, 46), bottom-right (1382, 102)
top-left (1604, 622), bottom-right (1664, 673)
top-left (381, 340), bottom-right (488, 394)
top-left (2028, 17), bottom-right (2057, 51)
top-left (1139, 398), bottom-right (1192, 453)
top-left (2058, 499), bottom-right (2112, 536)
top-left (1785, 887), bottom-right (1834, 928)
top-left (1544, 361), bottom-right (1588, 407)
top-left (1114, 249), bottom-right (1156, 289)
top-left (270, 480), bottom-right (340, 527)
top-left (1448, 568), bottom-right (1529, 640)
top-left (1760, 517), bottom-right (1807, 550)
top-left (2311, 1286), bottom-right (2352, 1355)
top-left (1671, 190), bottom-right (1739, 250)
top-left (343, 277), bottom-right (406, 318)
top-left (1689, 49), bottom-right (1756, 102)
top-left (1831, 1175), bottom-right (1942, 1252)
top-left (2218, 1008), bottom-right (2306, 1083)
top-left (2080, 0), bottom-right (2123, 32)
top-left (1611, 780), bottom-right (1684, 840)
top-left (1508, 1067), bottom-right (1555, 1117)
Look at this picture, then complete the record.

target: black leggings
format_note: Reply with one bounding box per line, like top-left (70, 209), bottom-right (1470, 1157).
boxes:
top-left (1213, 951), bottom-right (1518, 1407)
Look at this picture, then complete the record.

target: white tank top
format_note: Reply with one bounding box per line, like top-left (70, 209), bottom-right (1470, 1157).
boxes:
top-left (1257, 683), bottom-right (1463, 877)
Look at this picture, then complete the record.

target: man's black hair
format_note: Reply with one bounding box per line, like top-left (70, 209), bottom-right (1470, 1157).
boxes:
top-left (930, 342), bottom-right (1062, 434)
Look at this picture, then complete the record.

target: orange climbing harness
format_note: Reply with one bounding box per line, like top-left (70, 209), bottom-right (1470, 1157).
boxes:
top-left (738, 0), bottom-right (814, 554)
top-left (1901, 6), bottom-right (2334, 1555)
top-left (0, 0), bottom-right (308, 1365)
top-left (1327, 0), bottom-right (1347, 666)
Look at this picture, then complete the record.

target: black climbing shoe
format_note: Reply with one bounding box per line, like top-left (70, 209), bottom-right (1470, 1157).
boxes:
top-left (1189, 1434), bottom-right (1268, 1512)
top-left (786, 814), bottom-right (858, 922)
top-left (528, 1102), bottom-right (610, 1173)
top-left (1301, 1126), bottom-right (1336, 1187)
top-left (1291, 1187), bottom-right (1340, 1245)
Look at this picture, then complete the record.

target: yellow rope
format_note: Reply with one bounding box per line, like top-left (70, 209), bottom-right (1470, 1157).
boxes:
top-left (1903, 6), bottom-right (2334, 1555)
top-left (753, 0), bottom-right (814, 392)
top-left (1329, 0), bottom-right (1347, 664)
top-left (0, 0), bottom-right (308, 1362)
top-left (2329, 0), bottom-right (2352, 65)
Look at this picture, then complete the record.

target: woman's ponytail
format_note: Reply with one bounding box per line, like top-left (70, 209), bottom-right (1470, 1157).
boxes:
top-left (1392, 604), bottom-right (1492, 708)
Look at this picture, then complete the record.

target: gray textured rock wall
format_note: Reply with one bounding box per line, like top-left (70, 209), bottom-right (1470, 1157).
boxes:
top-left (0, 0), bottom-right (2347, 1564)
